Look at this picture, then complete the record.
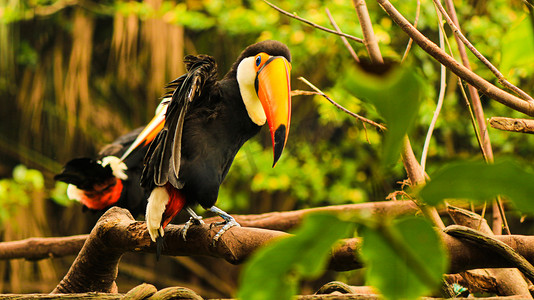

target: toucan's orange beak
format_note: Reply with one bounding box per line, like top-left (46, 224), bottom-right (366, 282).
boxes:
top-left (256, 56), bottom-right (291, 167)
top-left (119, 102), bottom-right (167, 161)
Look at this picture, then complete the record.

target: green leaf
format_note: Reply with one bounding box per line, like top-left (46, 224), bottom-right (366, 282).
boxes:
top-left (419, 159), bottom-right (534, 213)
top-left (238, 213), bottom-right (354, 300)
top-left (501, 14), bottom-right (534, 76)
top-left (361, 217), bottom-right (447, 300)
top-left (342, 65), bottom-right (424, 166)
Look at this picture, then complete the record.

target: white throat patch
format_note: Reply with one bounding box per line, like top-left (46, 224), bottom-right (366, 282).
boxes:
top-left (237, 57), bottom-right (267, 126)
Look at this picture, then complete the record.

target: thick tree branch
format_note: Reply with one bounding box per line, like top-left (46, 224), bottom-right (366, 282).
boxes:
top-left (448, 206), bottom-right (532, 297)
top-left (44, 206), bottom-right (534, 294)
top-left (0, 201), bottom-right (420, 262)
top-left (51, 207), bottom-right (363, 293)
top-left (376, 0), bottom-right (534, 117)
top-left (0, 235), bottom-right (86, 260)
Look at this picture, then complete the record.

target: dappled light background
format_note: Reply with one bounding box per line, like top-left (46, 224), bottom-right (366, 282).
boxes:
top-left (0, 0), bottom-right (533, 296)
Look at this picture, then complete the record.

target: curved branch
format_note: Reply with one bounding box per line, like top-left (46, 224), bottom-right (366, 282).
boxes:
top-left (0, 201), bottom-right (419, 261)
top-left (50, 206), bottom-right (534, 293)
top-left (376, 0), bottom-right (534, 117)
top-left (0, 235), bottom-right (86, 260)
top-left (51, 207), bottom-right (363, 293)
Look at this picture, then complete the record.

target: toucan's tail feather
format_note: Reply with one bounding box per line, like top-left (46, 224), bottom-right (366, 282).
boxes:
top-left (156, 235), bottom-right (165, 261)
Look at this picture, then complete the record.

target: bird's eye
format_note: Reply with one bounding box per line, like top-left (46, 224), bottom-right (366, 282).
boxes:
top-left (255, 56), bottom-right (261, 67)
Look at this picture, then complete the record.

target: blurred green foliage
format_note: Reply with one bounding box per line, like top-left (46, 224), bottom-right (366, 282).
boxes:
top-left (238, 213), bottom-right (354, 300)
top-left (360, 216), bottom-right (447, 299)
top-left (0, 165), bottom-right (72, 224)
top-left (420, 158), bottom-right (534, 212)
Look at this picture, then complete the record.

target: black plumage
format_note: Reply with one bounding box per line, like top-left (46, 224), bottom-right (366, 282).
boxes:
top-left (142, 40), bottom-right (291, 211)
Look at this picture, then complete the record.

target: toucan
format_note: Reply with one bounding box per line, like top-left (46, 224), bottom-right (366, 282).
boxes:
top-left (139, 40), bottom-right (292, 250)
top-left (54, 101), bottom-right (168, 216)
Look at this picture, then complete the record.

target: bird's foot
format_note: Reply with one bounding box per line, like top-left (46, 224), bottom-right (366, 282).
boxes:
top-left (181, 216), bottom-right (205, 241)
top-left (208, 206), bottom-right (241, 246)
top-left (211, 218), bottom-right (240, 245)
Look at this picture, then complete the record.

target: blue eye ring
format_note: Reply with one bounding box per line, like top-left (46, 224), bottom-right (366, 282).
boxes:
top-left (255, 56), bottom-right (261, 67)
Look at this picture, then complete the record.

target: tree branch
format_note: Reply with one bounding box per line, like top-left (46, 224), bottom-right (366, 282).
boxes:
top-left (297, 77), bottom-right (386, 131)
top-left (448, 206), bottom-right (532, 297)
top-left (434, 0), bottom-right (534, 102)
top-left (352, 0), bottom-right (384, 64)
top-left (0, 201), bottom-right (420, 261)
top-left (375, 0), bottom-right (534, 117)
top-left (489, 117), bottom-right (534, 134)
top-left (51, 207), bottom-right (364, 293)
top-left (0, 235), bottom-right (87, 261)
top-left (47, 207), bottom-right (534, 293)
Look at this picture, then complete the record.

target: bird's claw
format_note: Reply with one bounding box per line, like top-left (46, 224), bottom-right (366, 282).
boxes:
top-left (211, 219), bottom-right (240, 246)
top-left (181, 216), bottom-right (205, 241)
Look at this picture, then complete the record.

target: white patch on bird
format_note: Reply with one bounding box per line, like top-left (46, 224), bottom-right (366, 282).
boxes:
top-left (66, 184), bottom-right (84, 202)
top-left (146, 187), bottom-right (169, 242)
top-left (100, 156), bottom-right (128, 180)
top-left (237, 56), bottom-right (267, 126)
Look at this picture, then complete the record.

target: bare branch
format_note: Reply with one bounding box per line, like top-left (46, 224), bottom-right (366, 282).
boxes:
top-left (352, 0), bottom-right (384, 63)
top-left (0, 201), bottom-right (420, 261)
top-left (433, 0), bottom-right (534, 102)
top-left (489, 117), bottom-right (534, 134)
top-left (401, 0), bottom-right (421, 62)
top-left (448, 206), bottom-right (532, 297)
top-left (262, 0), bottom-right (364, 44)
top-left (325, 8), bottom-right (360, 63)
top-left (0, 235), bottom-right (86, 260)
top-left (49, 207), bottom-right (534, 293)
top-left (376, 0), bottom-right (534, 117)
top-left (401, 137), bottom-right (446, 230)
top-left (298, 77), bottom-right (386, 131)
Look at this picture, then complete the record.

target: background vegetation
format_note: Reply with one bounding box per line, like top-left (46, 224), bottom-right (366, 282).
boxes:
top-left (0, 0), bottom-right (533, 297)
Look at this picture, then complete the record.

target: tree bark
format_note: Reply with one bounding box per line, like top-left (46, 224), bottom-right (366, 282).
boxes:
top-left (448, 206), bottom-right (532, 297)
top-left (0, 201), bottom-right (419, 261)
top-left (46, 206), bottom-right (534, 294)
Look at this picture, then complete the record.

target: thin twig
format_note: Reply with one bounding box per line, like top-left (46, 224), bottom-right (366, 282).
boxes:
top-left (420, 8), bottom-right (447, 173)
top-left (457, 78), bottom-right (488, 161)
top-left (297, 77), bottom-right (386, 131)
top-left (352, 0), bottom-right (384, 63)
top-left (432, 0), bottom-right (534, 103)
top-left (262, 0), bottom-right (364, 44)
top-left (325, 8), bottom-right (360, 63)
top-left (401, 0), bottom-right (421, 62)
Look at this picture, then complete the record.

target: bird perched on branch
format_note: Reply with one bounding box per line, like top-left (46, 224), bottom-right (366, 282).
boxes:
top-left (138, 40), bottom-right (292, 251)
top-left (54, 101), bottom-right (167, 217)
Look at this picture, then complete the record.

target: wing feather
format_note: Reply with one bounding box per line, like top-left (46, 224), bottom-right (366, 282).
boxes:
top-left (141, 55), bottom-right (218, 191)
